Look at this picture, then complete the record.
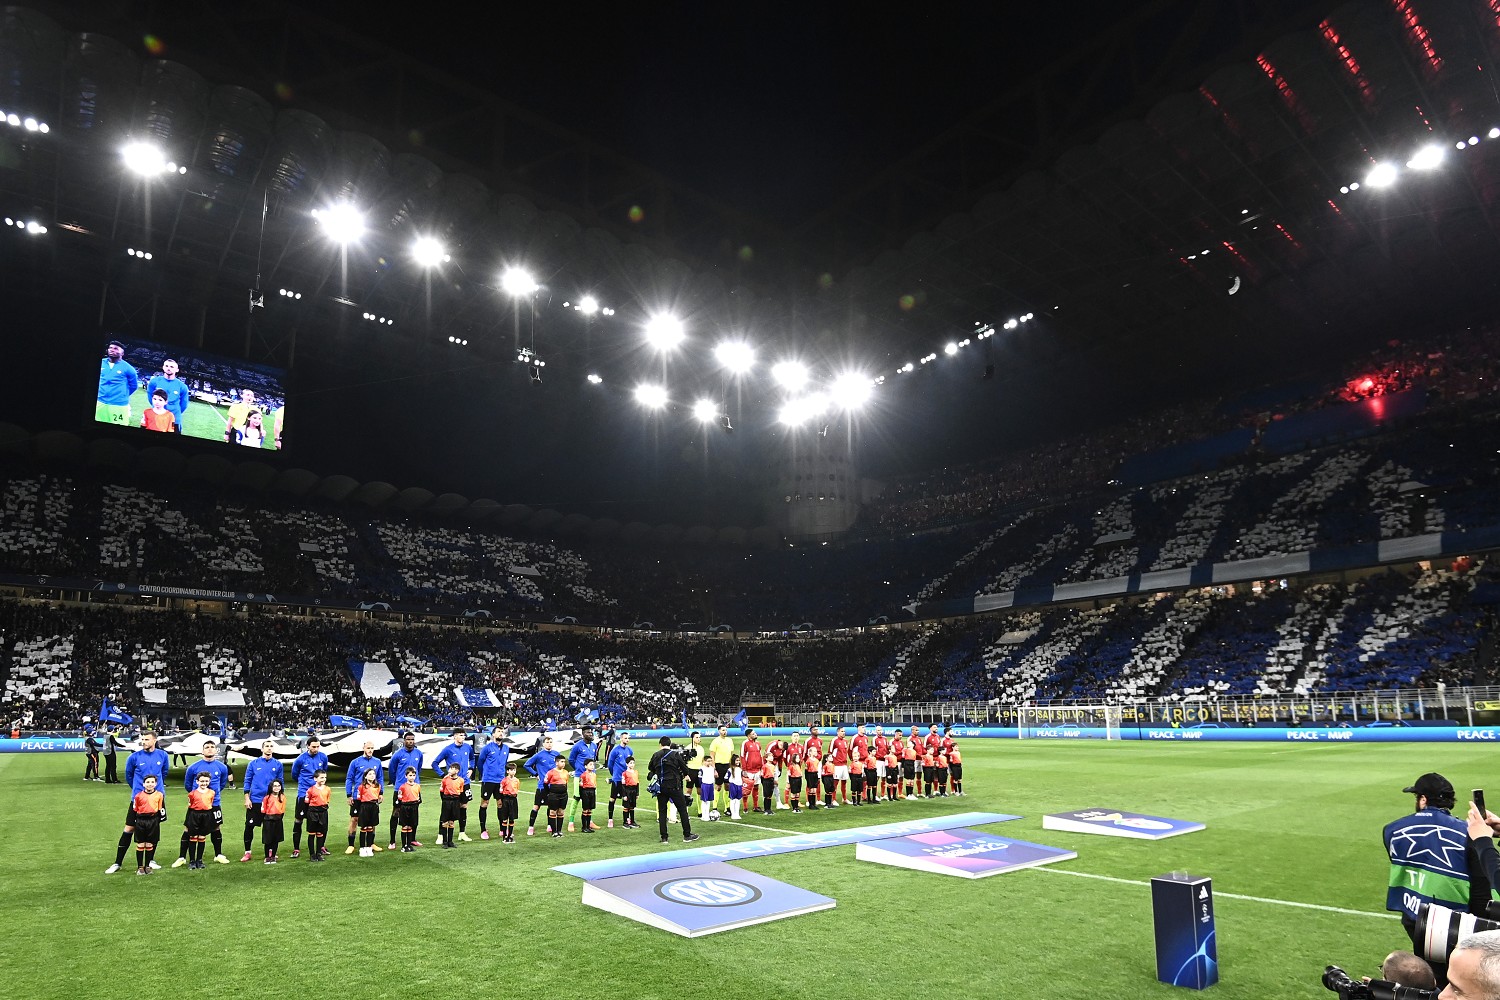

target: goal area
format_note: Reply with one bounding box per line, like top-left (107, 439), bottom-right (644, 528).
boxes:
top-left (1016, 705), bottom-right (1122, 740)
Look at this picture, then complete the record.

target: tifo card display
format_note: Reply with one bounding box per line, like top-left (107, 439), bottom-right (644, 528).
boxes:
top-left (1043, 808), bottom-right (1205, 840)
top-left (855, 828), bottom-right (1077, 878)
top-left (580, 861), bottom-right (835, 937)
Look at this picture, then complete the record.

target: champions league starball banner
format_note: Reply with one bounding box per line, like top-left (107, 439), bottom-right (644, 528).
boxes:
top-left (855, 828), bottom-right (1076, 879)
top-left (1043, 808), bottom-right (1205, 840)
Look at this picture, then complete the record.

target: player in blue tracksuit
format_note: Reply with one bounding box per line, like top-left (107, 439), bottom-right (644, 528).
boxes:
top-left (96, 340), bottom-right (139, 425)
top-left (474, 729), bottom-right (511, 839)
top-left (240, 741), bottom-right (285, 860)
top-left (524, 734), bottom-right (560, 837)
top-left (430, 731), bottom-right (474, 841)
top-left (179, 740), bottom-right (233, 865)
top-left (145, 359), bottom-right (190, 434)
top-left (289, 736), bottom-right (329, 857)
top-left (605, 732), bottom-right (634, 828)
top-left (344, 740), bottom-right (385, 852)
top-left (108, 731), bottom-right (171, 873)
top-left (386, 732), bottom-right (424, 848)
top-left (566, 729), bottom-right (599, 831)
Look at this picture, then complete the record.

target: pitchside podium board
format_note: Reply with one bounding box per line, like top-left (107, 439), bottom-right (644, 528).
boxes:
top-left (1151, 872), bottom-right (1218, 990)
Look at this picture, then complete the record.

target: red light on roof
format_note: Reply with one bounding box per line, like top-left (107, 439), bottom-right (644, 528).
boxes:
top-left (1392, 0), bottom-right (1442, 74)
top-left (1320, 19), bottom-right (1374, 104)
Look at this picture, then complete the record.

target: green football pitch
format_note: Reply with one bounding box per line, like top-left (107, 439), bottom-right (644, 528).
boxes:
top-left (120, 387), bottom-right (279, 447)
top-left (2, 739), bottom-right (1483, 1000)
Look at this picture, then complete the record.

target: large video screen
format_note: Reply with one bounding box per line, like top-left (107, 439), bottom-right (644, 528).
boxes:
top-left (94, 336), bottom-right (288, 451)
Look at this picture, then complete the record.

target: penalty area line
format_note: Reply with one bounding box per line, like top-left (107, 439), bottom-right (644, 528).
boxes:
top-left (1034, 867), bottom-right (1397, 920)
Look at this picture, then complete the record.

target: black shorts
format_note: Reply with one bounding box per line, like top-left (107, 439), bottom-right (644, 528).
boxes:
top-left (789, 776), bottom-right (803, 794)
top-left (212, 807), bottom-right (224, 827)
top-left (935, 768), bottom-right (948, 784)
top-left (131, 814), bottom-right (160, 845)
top-left (349, 801), bottom-right (362, 818)
top-left (440, 797), bottom-right (462, 824)
top-left (357, 800), bottom-right (380, 828)
top-left (262, 814), bottom-right (284, 843)
top-left (186, 809), bottom-right (216, 838)
top-left (245, 802), bottom-right (264, 826)
top-left (546, 786), bottom-right (567, 809)
top-left (580, 788), bottom-right (596, 810)
top-left (481, 781), bottom-right (503, 800)
top-left (623, 789), bottom-right (639, 808)
top-left (902, 761), bottom-right (916, 779)
top-left (304, 805), bottom-right (329, 835)
top-left (715, 762), bottom-right (730, 784)
top-left (950, 763), bottom-right (963, 779)
top-left (397, 801), bottom-right (421, 826)
top-left (295, 797), bottom-right (308, 821)
top-left (610, 780), bottom-right (626, 799)
top-left (850, 773), bottom-right (864, 789)
top-left (498, 795), bottom-right (518, 822)
top-left (533, 786), bottom-right (548, 806)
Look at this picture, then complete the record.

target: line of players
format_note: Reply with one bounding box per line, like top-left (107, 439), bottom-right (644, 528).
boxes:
top-left (104, 722), bottom-right (966, 874)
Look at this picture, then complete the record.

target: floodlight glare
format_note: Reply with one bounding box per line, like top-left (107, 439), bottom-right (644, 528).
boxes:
top-left (1365, 162), bottom-right (1398, 188)
top-left (634, 383), bottom-right (669, 409)
top-left (316, 202), bottom-right (366, 243)
top-left (691, 399), bottom-right (719, 423)
top-left (1491, 127), bottom-right (1500, 140)
top-left (411, 236), bottom-right (447, 267)
top-left (1406, 144), bottom-right (1444, 171)
top-left (771, 360), bottom-right (808, 391)
top-left (501, 266), bottom-right (537, 296)
top-left (714, 341), bottom-right (755, 374)
top-left (643, 314), bottom-right (686, 350)
top-left (121, 140), bottom-right (168, 177)
top-left (829, 373), bottom-right (874, 410)
top-left (586, 373), bottom-right (603, 385)
top-left (577, 295), bottom-right (599, 315)
top-left (944, 342), bottom-right (959, 356)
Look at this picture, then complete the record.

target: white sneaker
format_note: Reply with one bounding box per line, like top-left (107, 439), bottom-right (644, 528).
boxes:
top-left (457, 832), bottom-right (472, 842)
top-left (171, 857), bottom-right (188, 868)
top-left (148, 860), bottom-right (161, 870)
top-left (104, 864), bottom-right (121, 874)
top-left (388, 842), bottom-right (397, 851)
top-left (828, 801), bottom-right (839, 808)
top-left (214, 854), bottom-right (230, 864)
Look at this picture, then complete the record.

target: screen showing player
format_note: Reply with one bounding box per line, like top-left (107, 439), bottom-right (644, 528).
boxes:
top-left (93, 337), bottom-right (289, 451)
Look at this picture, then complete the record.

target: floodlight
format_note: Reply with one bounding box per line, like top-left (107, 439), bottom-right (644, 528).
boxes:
top-left (829, 373), bottom-right (874, 410)
top-left (316, 202), bottom-right (366, 244)
top-left (577, 295), bottom-right (599, 315)
top-left (1406, 145), bottom-right (1444, 171)
top-left (644, 314), bottom-right (685, 350)
top-left (501, 267), bottom-right (537, 296)
top-left (771, 360), bottom-right (808, 391)
top-left (1490, 127), bottom-right (1500, 140)
top-left (1365, 163), bottom-right (1398, 188)
top-left (691, 399), bottom-right (719, 423)
top-left (121, 140), bottom-right (168, 177)
top-left (634, 383), bottom-right (668, 409)
top-left (714, 341), bottom-right (755, 374)
top-left (944, 342), bottom-right (959, 356)
top-left (586, 373), bottom-right (603, 385)
top-left (412, 236), bottom-right (448, 267)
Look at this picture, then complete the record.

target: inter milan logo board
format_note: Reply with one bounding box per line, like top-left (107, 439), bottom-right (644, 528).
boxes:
top-left (581, 861), bottom-right (834, 937)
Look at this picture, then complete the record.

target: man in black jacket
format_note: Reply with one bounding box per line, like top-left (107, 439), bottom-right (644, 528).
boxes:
top-left (647, 737), bottom-right (700, 846)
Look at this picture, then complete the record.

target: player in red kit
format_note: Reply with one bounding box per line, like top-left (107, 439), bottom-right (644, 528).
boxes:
top-left (740, 730), bottom-right (764, 814)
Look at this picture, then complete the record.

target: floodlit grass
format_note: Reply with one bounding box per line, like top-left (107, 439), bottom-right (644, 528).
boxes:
top-left (117, 386), bottom-right (279, 447)
top-left (2, 739), bottom-right (1479, 999)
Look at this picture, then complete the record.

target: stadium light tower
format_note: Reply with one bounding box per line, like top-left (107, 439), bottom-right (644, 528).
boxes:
top-left (315, 202), bottom-right (366, 244)
top-left (121, 140), bottom-right (174, 177)
top-left (829, 372), bottom-right (874, 410)
top-left (411, 236), bottom-right (449, 267)
top-left (634, 383), bottom-right (669, 409)
top-left (501, 266), bottom-right (538, 296)
top-left (577, 295), bottom-right (599, 315)
top-left (714, 341), bottom-right (755, 374)
top-left (644, 314), bottom-right (686, 351)
top-left (691, 398), bottom-right (720, 423)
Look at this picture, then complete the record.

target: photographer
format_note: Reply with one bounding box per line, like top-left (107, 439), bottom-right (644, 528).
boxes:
top-left (1383, 951), bottom-right (1437, 992)
top-left (647, 737), bottom-right (700, 846)
top-left (1443, 930), bottom-right (1500, 1000)
top-left (1385, 773), bottom-right (1495, 955)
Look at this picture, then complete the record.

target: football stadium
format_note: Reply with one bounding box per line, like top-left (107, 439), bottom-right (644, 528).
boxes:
top-left (5, 2), bottom-right (1500, 998)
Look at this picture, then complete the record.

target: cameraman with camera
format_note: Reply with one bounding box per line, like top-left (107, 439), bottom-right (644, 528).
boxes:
top-left (648, 737), bottom-right (701, 846)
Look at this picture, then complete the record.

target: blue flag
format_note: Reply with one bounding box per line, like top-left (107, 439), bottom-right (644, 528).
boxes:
top-left (98, 697), bottom-right (133, 725)
top-left (330, 714), bottom-right (364, 729)
top-left (681, 709), bottom-right (689, 731)
top-left (732, 708), bottom-right (748, 732)
top-left (396, 715), bottom-right (425, 729)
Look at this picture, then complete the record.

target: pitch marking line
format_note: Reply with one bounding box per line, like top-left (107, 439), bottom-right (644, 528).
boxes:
top-left (1035, 867), bottom-right (1397, 919)
top-left (719, 818), bottom-right (793, 835)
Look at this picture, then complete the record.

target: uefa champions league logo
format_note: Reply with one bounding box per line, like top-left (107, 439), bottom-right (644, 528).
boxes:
top-left (653, 877), bottom-right (763, 907)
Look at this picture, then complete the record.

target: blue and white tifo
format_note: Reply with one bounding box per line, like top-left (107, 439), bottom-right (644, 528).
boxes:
top-left (855, 828), bottom-right (1076, 879)
top-left (553, 812), bottom-right (1021, 881)
top-left (580, 862), bottom-right (836, 937)
top-left (1043, 808), bottom-right (1205, 840)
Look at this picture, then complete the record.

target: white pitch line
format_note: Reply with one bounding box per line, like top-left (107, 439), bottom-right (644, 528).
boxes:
top-left (1035, 867), bottom-right (1398, 920)
top-left (719, 818), bottom-right (791, 835)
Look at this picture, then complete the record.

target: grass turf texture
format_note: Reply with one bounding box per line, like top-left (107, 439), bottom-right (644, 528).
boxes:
top-left (113, 387), bottom-right (279, 448)
top-left (0, 739), bottom-right (1473, 999)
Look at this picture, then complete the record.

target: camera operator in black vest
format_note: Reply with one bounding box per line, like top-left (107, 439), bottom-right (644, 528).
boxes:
top-left (648, 737), bottom-right (700, 846)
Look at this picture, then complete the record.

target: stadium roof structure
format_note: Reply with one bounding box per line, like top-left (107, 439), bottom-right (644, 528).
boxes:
top-left (0, 1), bottom-right (1497, 527)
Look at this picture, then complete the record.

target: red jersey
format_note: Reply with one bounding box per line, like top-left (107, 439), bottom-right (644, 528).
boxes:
top-left (821, 761), bottom-right (835, 777)
top-left (805, 735), bottom-right (823, 758)
top-left (397, 782), bottom-right (421, 804)
top-left (873, 735), bottom-right (889, 757)
top-left (141, 409), bottom-right (176, 432)
top-left (885, 752), bottom-right (898, 770)
top-left (441, 774), bottom-right (466, 797)
top-left (921, 751), bottom-right (936, 768)
top-left (620, 771), bottom-right (638, 788)
top-left (902, 744), bottom-right (917, 761)
top-left (852, 733), bottom-right (869, 756)
top-left (261, 793), bottom-right (287, 816)
top-left (357, 782), bottom-right (381, 803)
top-left (188, 788), bottom-right (215, 811)
top-left (579, 770), bottom-right (597, 789)
top-left (786, 739), bottom-right (804, 763)
top-left (741, 738), bottom-right (763, 771)
top-left (761, 763), bottom-right (776, 780)
top-left (786, 759), bottom-right (802, 778)
top-left (848, 756), bottom-right (864, 775)
top-left (544, 767), bottom-right (567, 788)
top-left (924, 732), bottom-right (943, 753)
top-left (941, 736), bottom-right (957, 755)
top-left (132, 789), bottom-right (164, 815)
top-left (948, 749), bottom-right (962, 765)
top-left (500, 776), bottom-right (521, 795)
top-left (306, 785), bottom-right (331, 807)
top-left (935, 753), bottom-right (948, 769)
top-left (830, 738), bottom-right (849, 766)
